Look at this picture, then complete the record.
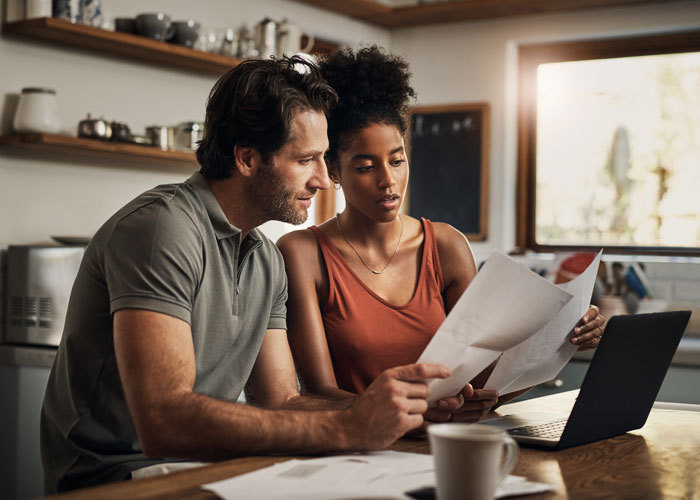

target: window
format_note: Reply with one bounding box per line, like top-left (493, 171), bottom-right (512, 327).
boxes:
top-left (517, 30), bottom-right (700, 255)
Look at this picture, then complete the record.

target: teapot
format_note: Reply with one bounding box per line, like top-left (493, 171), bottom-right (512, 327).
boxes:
top-left (276, 18), bottom-right (314, 56)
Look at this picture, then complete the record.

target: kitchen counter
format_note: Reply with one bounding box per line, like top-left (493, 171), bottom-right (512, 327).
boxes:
top-left (0, 343), bottom-right (57, 368)
top-left (0, 343), bottom-right (56, 499)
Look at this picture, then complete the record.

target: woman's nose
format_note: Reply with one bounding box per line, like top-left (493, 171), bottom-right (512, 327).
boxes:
top-left (377, 164), bottom-right (397, 188)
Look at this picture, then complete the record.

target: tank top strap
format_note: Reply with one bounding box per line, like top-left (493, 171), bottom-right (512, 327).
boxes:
top-left (308, 226), bottom-right (342, 304)
top-left (420, 218), bottom-right (445, 293)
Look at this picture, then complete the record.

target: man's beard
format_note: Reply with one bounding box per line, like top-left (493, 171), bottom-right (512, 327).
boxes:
top-left (249, 160), bottom-right (310, 225)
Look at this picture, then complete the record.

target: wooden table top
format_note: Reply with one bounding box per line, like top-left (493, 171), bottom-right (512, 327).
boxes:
top-left (42, 390), bottom-right (700, 499)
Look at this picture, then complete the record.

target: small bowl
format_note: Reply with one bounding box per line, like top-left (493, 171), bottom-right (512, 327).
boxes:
top-left (114, 17), bottom-right (137, 34)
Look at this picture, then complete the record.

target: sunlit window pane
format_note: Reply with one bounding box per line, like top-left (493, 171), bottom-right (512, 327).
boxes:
top-left (535, 52), bottom-right (700, 248)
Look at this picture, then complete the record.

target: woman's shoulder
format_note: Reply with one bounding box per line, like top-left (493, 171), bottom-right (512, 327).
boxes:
top-left (276, 227), bottom-right (319, 257)
top-left (429, 221), bottom-right (470, 250)
top-left (429, 221), bottom-right (476, 278)
top-left (277, 227), bottom-right (329, 286)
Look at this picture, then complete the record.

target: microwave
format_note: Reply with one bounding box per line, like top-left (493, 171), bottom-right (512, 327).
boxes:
top-left (4, 245), bottom-right (85, 347)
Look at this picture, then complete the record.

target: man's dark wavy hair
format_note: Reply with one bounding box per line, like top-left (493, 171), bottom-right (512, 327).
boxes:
top-left (318, 45), bottom-right (416, 171)
top-left (196, 56), bottom-right (338, 180)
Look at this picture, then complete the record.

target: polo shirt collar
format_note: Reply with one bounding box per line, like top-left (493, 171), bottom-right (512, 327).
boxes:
top-left (186, 171), bottom-right (254, 241)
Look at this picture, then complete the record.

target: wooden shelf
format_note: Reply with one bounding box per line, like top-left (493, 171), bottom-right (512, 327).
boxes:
top-left (0, 133), bottom-right (198, 168)
top-left (2, 17), bottom-right (341, 75)
top-left (293, 0), bottom-right (673, 27)
top-left (2, 17), bottom-right (243, 75)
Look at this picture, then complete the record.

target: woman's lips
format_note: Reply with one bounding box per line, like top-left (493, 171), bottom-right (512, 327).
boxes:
top-left (378, 194), bottom-right (400, 209)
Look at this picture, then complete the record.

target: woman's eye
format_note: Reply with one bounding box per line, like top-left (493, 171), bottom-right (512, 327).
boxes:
top-left (357, 165), bottom-right (373, 172)
top-left (392, 159), bottom-right (406, 167)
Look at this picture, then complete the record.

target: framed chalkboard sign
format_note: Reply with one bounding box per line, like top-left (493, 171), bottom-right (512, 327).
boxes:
top-left (408, 103), bottom-right (489, 241)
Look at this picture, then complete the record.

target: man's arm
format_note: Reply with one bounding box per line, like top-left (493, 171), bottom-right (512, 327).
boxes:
top-left (114, 309), bottom-right (448, 460)
top-left (245, 328), bottom-right (354, 410)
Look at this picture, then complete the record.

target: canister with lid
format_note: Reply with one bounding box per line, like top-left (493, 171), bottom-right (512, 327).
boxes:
top-left (13, 87), bottom-right (61, 134)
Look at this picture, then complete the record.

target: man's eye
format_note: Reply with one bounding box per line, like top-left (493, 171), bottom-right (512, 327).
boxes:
top-left (300, 158), bottom-right (313, 165)
top-left (357, 165), bottom-right (373, 172)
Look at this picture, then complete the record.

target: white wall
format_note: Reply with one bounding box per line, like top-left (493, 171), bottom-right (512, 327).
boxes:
top-left (0, 0), bottom-right (390, 247)
top-left (2, 0), bottom-right (700, 255)
top-left (391, 0), bottom-right (700, 262)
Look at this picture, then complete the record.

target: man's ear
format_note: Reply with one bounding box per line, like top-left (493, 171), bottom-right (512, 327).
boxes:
top-left (233, 145), bottom-right (260, 178)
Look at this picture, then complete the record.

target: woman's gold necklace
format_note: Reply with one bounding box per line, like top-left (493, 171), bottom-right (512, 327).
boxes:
top-left (335, 213), bottom-right (403, 275)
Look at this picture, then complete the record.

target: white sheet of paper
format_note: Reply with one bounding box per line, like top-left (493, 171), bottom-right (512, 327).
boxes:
top-left (484, 251), bottom-right (602, 394)
top-left (417, 251), bottom-right (573, 404)
top-left (201, 451), bottom-right (554, 500)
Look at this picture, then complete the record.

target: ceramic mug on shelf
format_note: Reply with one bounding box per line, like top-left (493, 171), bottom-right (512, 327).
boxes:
top-left (53, 0), bottom-right (80, 23)
top-left (13, 87), bottom-right (61, 134)
top-left (135, 13), bottom-right (175, 41)
top-left (276, 18), bottom-right (314, 56)
top-left (25, 0), bottom-right (52, 19)
top-left (428, 423), bottom-right (519, 500)
top-left (170, 20), bottom-right (200, 48)
top-left (79, 0), bottom-right (102, 28)
top-left (114, 17), bottom-right (137, 34)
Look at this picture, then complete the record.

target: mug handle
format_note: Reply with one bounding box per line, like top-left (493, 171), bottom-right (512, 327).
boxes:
top-left (166, 23), bottom-right (176, 41)
top-left (300, 32), bottom-right (315, 53)
top-left (498, 436), bottom-right (520, 482)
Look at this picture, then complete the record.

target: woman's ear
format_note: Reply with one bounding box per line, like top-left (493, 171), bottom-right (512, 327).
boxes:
top-left (233, 145), bottom-right (260, 178)
top-left (326, 161), bottom-right (340, 185)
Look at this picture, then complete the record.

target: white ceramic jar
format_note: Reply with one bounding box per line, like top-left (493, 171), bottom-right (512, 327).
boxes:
top-left (13, 87), bottom-right (61, 134)
top-left (25, 0), bottom-right (53, 19)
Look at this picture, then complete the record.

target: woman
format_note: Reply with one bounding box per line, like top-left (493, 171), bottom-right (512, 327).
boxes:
top-left (277, 46), bottom-right (604, 422)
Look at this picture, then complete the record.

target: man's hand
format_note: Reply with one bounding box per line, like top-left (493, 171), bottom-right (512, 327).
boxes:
top-left (345, 363), bottom-right (449, 450)
top-left (571, 305), bottom-right (606, 351)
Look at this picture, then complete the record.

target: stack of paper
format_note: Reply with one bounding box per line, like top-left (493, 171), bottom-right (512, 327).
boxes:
top-left (202, 451), bottom-right (554, 499)
top-left (418, 250), bottom-right (602, 403)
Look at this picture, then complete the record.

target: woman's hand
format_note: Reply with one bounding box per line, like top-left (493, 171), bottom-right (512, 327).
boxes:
top-left (570, 305), bottom-right (606, 351)
top-left (423, 383), bottom-right (499, 424)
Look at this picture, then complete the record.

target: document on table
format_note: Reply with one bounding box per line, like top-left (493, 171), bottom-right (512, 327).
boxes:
top-left (201, 451), bottom-right (554, 500)
top-left (417, 251), bottom-right (573, 404)
top-left (484, 250), bottom-right (602, 394)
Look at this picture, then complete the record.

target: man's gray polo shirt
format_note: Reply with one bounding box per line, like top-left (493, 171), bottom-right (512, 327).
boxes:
top-left (41, 172), bottom-right (287, 493)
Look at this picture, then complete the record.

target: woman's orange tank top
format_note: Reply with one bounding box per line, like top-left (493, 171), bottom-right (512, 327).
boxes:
top-left (309, 218), bottom-right (446, 394)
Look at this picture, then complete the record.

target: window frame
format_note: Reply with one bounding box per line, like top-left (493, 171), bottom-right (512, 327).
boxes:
top-left (516, 29), bottom-right (700, 256)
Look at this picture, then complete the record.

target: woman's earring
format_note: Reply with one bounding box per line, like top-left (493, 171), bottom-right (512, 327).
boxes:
top-left (333, 180), bottom-right (341, 191)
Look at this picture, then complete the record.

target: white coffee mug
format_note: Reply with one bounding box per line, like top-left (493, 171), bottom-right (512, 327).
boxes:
top-left (276, 18), bottom-right (314, 56)
top-left (428, 423), bottom-right (519, 500)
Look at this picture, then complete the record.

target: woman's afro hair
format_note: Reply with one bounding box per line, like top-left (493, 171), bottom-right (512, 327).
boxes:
top-left (319, 45), bottom-right (416, 165)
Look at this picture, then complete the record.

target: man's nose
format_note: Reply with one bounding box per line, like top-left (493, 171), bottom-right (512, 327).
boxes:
top-left (310, 157), bottom-right (331, 190)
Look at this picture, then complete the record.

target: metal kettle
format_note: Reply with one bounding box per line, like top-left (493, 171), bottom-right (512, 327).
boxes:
top-left (254, 17), bottom-right (277, 60)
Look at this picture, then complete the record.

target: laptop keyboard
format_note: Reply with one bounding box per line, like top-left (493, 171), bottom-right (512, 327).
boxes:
top-left (508, 417), bottom-right (568, 439)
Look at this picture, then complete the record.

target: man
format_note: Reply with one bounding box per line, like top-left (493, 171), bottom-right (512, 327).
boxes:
top-left (40, 56), bottom-right (450, 493)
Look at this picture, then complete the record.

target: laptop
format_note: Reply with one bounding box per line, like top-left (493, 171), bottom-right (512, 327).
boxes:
top-left (482, 310), bottom-right (691, 450)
